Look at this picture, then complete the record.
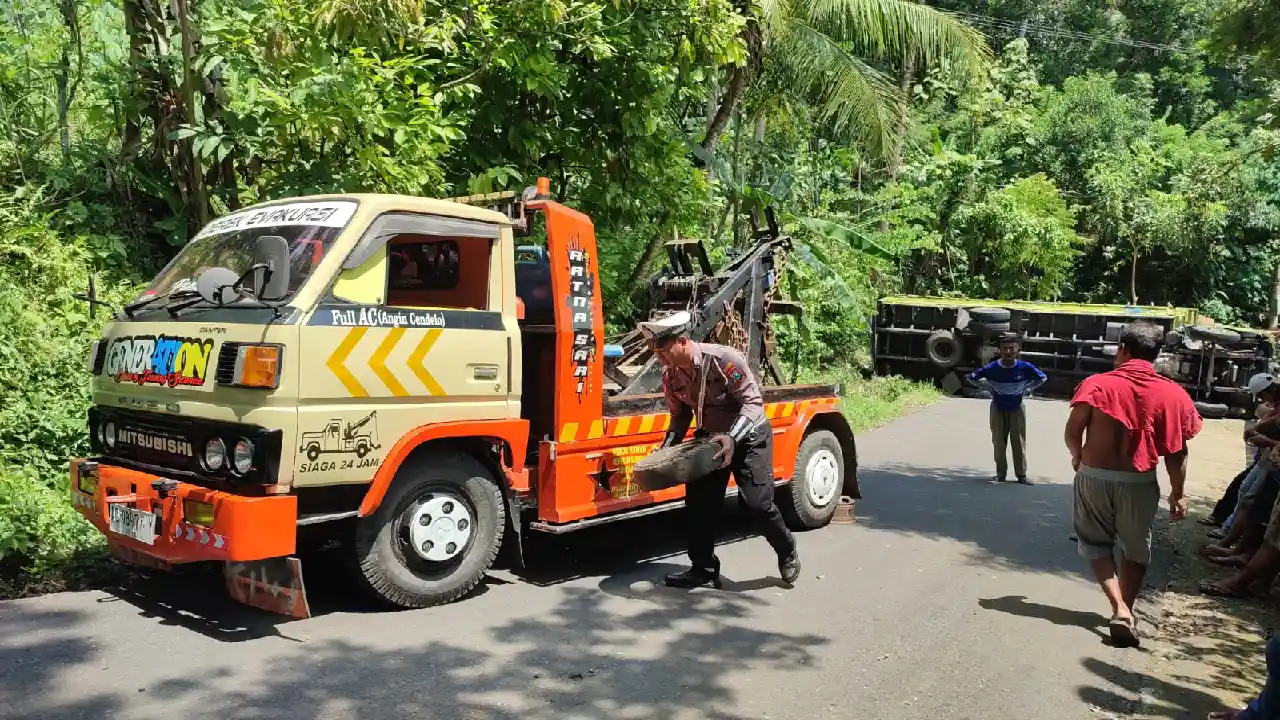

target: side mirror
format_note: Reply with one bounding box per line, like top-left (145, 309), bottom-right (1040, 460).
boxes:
top-left (252, 235), bottom-right (291, 300)
top-left (196, 267), bottom-right (240, 305)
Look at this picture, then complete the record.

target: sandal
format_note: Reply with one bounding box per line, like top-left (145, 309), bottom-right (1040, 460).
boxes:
top-left (1199, 517), bottom-right (1222, 527)
top-left (1207, 712), bottom-right (1241, 719)
top-left (1208, 528), bottom-right (1227, 540)
top-left (1108, 615), bottom-right (1140, 648)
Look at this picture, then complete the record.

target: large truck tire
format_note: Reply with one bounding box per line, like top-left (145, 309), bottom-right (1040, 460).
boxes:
top-left (354, 451), bottom-right (505, 609)
top-left (1185, 326), bottom-right (1241, 347)
top-left (968, 306), bottom-right (1011, 323)
top-left (925, 330), bottom-right (962, 369)
top-left (780, 430), bottom-right (844, 530)
top-left (1194, 401), bottom-right (1229, 420)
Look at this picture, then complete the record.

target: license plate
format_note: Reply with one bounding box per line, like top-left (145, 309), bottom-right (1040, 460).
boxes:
top-left (108, 504), bottom-right (158, 545)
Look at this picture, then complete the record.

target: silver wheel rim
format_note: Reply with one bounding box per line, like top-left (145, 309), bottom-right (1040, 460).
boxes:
top-left (407, 493), bottom-right (474, 562)
top-left (805, 449), bottom-right (840, 507)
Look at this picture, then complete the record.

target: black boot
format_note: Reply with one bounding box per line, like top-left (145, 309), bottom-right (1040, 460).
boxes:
top-left (779, 551), bottom-right (801, 585)
top-left (665, 560), bottom-right (721, 589)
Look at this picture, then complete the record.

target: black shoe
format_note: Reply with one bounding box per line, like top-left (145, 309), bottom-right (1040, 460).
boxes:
top-left (665, 563), bottom-right (721, 589)
top-left (779, 551), bottom-right (801, 585)
top-left (1017, 477), bottom-right (1033, 485)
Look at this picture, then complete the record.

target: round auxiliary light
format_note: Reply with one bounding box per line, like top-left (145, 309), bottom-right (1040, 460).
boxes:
top-left (231, 439), bottom-right (255, 475)
top-left (103, 421), bottom-right (118, 451)
top-left (203, 438), bottom-right (227, 472)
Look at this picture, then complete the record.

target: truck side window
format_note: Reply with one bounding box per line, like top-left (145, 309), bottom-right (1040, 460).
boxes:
top-left (385, 234), bottom-right (491, 310)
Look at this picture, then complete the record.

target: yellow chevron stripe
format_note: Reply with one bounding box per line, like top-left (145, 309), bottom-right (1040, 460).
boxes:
top-left (370, 328), bottom-right (408, 397)
top-left (765, 404), bottom-right (778, 419)
top-left (612, 416), bottom-right (632, 436)
top-left (638, 415), bottom-right (656, 434)
top-left (659, 415), bottom-right (670, 431)
top-left (587, 420), bottom-right (605, 439)
top-left (780, 403), bottom-right (795, 417)
top-left (559, 422), bottom-right (579, 443)
top-left (407, 329), bottom-right (445, 396)
top-left (327, 328), bottom-right (368, 397)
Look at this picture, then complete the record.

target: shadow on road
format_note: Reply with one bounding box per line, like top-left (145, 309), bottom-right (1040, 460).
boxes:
top-left (978, 595), bottom-right (1107, 636)
top-left (0, 605), bottom-right (125, 720)
top-left (856, 461), bottom-right (1079, 576)
top-left (6, 580), bottom-right (828, 720)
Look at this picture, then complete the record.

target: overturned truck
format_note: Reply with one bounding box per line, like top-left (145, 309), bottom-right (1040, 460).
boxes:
top-left (872, 295), bottom-right (1275, 418)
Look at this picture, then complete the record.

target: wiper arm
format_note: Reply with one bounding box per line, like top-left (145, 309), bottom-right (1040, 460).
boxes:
top-left (126, 289), bottom-right (199, 319)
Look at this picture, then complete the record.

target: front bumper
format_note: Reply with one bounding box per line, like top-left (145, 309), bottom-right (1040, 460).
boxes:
top-left (70, 459), bottom-right (297, 564)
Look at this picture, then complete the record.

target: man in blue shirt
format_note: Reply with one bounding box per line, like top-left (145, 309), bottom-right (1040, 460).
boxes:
top-left (967, 334), bottom-right (1048, 484)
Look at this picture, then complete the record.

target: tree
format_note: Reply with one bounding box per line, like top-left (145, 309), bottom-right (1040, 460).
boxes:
top-left (701, 0), bottom-right (992, 162)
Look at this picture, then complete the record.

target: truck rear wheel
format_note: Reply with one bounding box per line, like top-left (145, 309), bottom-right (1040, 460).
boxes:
top-left (780, 430), bottom-right (844, 530)
top-left (353, 451), bottom-right (505, 608)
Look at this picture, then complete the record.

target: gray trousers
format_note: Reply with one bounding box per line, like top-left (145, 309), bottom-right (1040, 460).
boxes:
top-left (990, 404), bottom-right (1027, 480)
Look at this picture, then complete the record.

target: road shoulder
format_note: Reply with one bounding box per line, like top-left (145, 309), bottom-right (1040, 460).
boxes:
top-left (1129, 419), bottom-right (1274, 718)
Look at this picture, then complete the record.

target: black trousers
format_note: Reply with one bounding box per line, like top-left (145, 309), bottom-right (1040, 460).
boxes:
top-left (685, 430), bottom-right (794, 570)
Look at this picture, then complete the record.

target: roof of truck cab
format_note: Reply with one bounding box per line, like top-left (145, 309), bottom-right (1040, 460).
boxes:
top-left (237, 193), bottom-right (514, 226)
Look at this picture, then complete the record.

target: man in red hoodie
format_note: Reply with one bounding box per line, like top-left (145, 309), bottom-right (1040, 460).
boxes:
top-left (1065, 321), bottom-right (1202, 648)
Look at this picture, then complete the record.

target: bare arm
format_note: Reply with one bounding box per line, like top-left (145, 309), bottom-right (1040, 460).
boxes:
top-left (1065, 402), bottom-right (1091, 471)
top-left (1164, 449), bottom-right (1189, 521)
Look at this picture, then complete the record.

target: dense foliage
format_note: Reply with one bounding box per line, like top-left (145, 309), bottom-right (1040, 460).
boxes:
top-left (1, 0), bottom-right (1278, 580)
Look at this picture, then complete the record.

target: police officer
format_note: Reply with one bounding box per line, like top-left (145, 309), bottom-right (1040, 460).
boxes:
top-left (639, 311), bottom-right (801, 589)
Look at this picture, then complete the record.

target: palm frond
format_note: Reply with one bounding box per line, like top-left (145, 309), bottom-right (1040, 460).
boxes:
top-left (801, 0), bottom-right (992, 81)
top-left (769, 20), bottom-right (900, 157)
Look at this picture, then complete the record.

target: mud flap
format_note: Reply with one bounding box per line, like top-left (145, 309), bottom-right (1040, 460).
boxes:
top-left (224, 557), bottom-right (311, 619)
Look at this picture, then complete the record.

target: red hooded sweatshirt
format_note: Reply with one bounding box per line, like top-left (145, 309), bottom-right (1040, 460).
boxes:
top-left (1070, 359), bottom-right (1202, 473)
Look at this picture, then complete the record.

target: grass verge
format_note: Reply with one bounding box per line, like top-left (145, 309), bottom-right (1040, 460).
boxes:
top-left (812, 369), bottom-right (945, 432)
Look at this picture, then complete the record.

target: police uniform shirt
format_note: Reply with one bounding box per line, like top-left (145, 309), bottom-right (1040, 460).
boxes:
top-left (661, 342), bottom-right (766, 437)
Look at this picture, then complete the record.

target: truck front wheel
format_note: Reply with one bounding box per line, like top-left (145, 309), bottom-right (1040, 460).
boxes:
top-left (353, 451), bottom-right (505, 608)
top-left (780, 429), bottom-right (845, 530)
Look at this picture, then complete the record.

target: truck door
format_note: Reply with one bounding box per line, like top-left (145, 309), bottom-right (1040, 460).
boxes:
top-left (295, 211), bottom-right (515, 488)
top-left (324, 420), bottom-right (341, 452)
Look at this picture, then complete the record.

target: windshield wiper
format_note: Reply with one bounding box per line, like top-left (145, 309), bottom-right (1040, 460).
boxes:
top-left (125, 289), bottom-right (199, 319)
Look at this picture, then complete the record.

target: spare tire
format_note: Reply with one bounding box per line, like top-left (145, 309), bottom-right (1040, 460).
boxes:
top-left (633, 439), bottom-right (722, 491)
top-left (926, 329), bottom-right (962, 369)
top-left (1194, 401), bottom-right (1229, 420)
top-left (1186, 326), bottom-right (1242, 347)
top-left (969, 306), bottom-right (1011, 323)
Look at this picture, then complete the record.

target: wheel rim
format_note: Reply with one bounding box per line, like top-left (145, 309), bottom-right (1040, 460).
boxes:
top-left (405, 492), bottom-right (475, 562)
top-left (805, 449), bottom-right (840, 507)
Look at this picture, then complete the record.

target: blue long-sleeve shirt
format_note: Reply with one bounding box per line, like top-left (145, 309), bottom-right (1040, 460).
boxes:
top-left (967, 359), bottom-right (1048, 411)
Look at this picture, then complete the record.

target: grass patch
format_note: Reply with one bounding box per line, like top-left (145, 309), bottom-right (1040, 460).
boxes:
top-left (0, 467), bottom-right (113, 599)
top-left (804, 368), bottom-right (944, 432)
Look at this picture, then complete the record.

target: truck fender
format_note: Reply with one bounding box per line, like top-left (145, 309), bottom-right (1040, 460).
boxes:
top-left (358, 418), bottom-right (530, 517)
top-left (783, 405), bottom-right (860, 500)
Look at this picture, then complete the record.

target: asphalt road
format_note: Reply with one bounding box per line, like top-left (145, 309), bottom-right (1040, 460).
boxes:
top-left (1, 398), bottom-right (1158, 720)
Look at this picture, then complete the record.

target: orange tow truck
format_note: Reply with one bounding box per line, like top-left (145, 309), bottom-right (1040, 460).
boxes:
top-left (70, 179), bottom-right (859, 616)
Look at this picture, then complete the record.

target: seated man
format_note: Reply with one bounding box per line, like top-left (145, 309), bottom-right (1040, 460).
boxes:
top-left (1201, 443), bottom-right (1280, 598)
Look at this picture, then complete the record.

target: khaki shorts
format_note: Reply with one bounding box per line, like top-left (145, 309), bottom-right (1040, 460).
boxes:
top-left (1073, 465), bottom-right (1161, 565)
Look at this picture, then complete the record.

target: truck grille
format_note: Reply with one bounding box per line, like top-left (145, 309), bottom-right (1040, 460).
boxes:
top-left (215, 343), bottom-right (242, 385)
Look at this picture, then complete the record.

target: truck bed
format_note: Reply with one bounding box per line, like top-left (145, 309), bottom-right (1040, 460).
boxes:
top-left (602, 383), bottom-right (840, 417)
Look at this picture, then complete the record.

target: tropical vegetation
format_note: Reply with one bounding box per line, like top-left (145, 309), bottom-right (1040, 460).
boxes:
top-left (1, 0), bottom-right (1278, 585)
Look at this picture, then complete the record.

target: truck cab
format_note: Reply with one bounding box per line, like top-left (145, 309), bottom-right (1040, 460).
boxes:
top-left (71, 181), bottom-right (857, 616)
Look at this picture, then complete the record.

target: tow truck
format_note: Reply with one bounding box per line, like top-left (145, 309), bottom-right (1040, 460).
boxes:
top-left (70, 179), bottom-right (858, 616)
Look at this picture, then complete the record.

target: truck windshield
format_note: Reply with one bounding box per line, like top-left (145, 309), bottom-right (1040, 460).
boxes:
top-left (141, 200), bottom-right (358, 306)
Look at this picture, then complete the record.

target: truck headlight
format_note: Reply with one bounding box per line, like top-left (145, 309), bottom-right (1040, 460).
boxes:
top-left (203, 438), bottom-right (227, 472)
top-left (102, 421), bottom-right (117, 451)
top-left (231, 439), bottom-right (255, 475)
